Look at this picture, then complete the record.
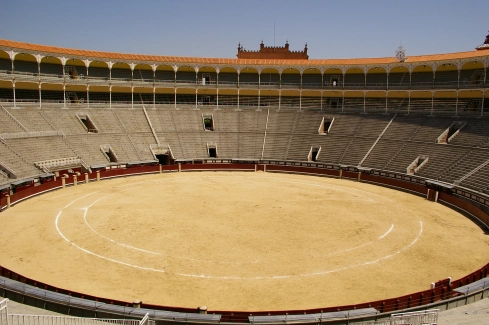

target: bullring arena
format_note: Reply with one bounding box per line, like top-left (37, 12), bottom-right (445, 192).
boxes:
top-left (0, 171), bottom-right (485, 312)
top-left (1, 33), bottom-right (489, 324)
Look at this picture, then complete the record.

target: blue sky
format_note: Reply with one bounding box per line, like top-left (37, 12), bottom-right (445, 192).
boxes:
top-left (1, 0), bottom-right (488, 59)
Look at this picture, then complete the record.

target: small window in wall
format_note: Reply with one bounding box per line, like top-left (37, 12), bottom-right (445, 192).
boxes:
top-left (308, 146), bottom-right (321, 162)
top-left (76, 113), bottom-right (98, 133)
top-left (100, 145), bottom-right (118, 163)
top-left (207, 142), bottom-right (217, 158)
top-left (208, 147), bottom-right (217, 158)
top-left (155, 154), bottom-right (172, 165)
top-left (318, 117), bottom-right (334, 134)
top-left (202, 114), bottom-right (214, 131)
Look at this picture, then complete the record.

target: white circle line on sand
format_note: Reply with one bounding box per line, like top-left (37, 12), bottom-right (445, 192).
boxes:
top-left (322, 224), bottom-right (395, 258)
top-left (176, 221), bottom-right (423, 280)
top-left (79, 181), bottom-right (398, 264)
top-left (55, 203), bottom-right (166, 273)
top-left (53, 177), bottom-right (422, 280)
top-left (80, 195), bottom-right (261, 265)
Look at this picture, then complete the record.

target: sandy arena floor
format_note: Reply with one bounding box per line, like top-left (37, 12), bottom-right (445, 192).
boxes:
top-left (0, 171), bottom-right (488, 312)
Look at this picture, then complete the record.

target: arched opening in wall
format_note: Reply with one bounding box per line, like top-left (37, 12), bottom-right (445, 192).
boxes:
top-left (111, 62), bottom-right (132, 80)
top-left (219, 67), bottom-right (238, 88)
top-left (324, 68), bottom-right (342, 88)
top-left (12, 82), bottom-right (39, 103)
top-left (366, 67), bottom-right (387, 89)
top-left (344, 67), bottom-right (365, 89)
top-left (302, 68), bottom-right (322, 89)
top-left (155, 65), bottom-right (174, 84)
top-left (460, 61), bottom-right (485, 87)
top-left (260, 68), bottom-right (280, 89)
top-left (0, 50), bottom-right (11, 73)
top-left (240, 67), bottom-right (259, 88)
top-left (434, 62), bottom-right (458, 88)
top-left (40, 56), bottom-right (63, 78)
top-left (64, 58), bottom-right (86, 79)
top-left (43, 83), bottom-right (67, 103)
top-left (0, 81), bottom-right (13, 101)
top-left (459, 90), bottom-right (484, 115)
top-left (134, 63), bottom-right (153, 83)
top-left (176, 66), bottom-right (195, 86)
top-left (281, 68), bottom-right (300, 89)
top-left (88, 61), bottom-right (110, 80)
top-left (13, 53), bottom-right (37, 75)
top-left (389, 66), bottom-right (410, 89)
top-left (411, 65), bottom-right (434, 89)
top-left (198, 67), bottom-right (217, 86)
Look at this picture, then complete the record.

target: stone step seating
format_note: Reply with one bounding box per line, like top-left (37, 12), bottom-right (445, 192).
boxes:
top-left (86, 110), bottom-right (125, 133)
top-left (0, 107), bottom-right (26, 133)
top-left (130, 133), bottom-right (159, 161)
top-left (6, 136), bottom-right (78, 165)
top-left (40, 109), bottom-right (86, 135)
top-left (361, 139), bottom-right (404, 171)
top-left (238, 132), bottom-right (263, 159)
top-left (460, 163), bottom-right (489, 194)
top-left (65, 134), bottom-right (111, 166)
top-left (0, 141), bottom-right (42, 181)
top-left (114, 109), bottom-right (151, 133)
top-left (286, 134), bottom-right (317, 161)
top-left (340, 137), bottom-right (376, 166)
top-left (438, 149), bottom-right (489, 184)
top-left (7, 108), bottom-right (54, 132)
top-left (314, 135), bottom-right (352, 165)
top-left (327, 115), bottom-right (365, 136)
top-left (449, 119), bottom-right (489, 147)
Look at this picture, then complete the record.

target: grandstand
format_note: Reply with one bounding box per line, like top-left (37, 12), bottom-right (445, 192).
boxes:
top-left (0, 35), bottom-right (489, 325)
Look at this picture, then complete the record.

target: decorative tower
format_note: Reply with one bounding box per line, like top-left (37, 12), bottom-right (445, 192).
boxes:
top-left (237, 41), bottom-right (309, 60)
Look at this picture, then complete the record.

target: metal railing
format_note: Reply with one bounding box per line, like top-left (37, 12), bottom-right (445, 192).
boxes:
top-left (6, 315), bottom-right (142, 325)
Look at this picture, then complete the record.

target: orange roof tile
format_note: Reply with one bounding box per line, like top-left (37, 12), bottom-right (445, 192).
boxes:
top-left (0, 38), bottom-right (487, 66)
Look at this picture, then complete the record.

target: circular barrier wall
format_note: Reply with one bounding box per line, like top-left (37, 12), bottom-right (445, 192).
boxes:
top-left (0, 163), bottom-right (488, 321)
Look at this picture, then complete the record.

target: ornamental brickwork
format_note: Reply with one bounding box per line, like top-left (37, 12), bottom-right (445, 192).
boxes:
top-left (237, 41), bottom-right (309, 60)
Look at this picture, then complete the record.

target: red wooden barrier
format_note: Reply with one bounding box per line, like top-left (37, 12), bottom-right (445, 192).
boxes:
top-left (1, 163), bottom-right (488, 319)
